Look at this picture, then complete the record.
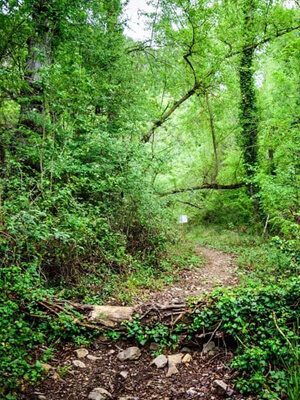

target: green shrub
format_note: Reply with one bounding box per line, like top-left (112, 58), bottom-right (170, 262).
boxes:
top-left (190, 277), bottom-right (300, 398)
top-left (0, 264), bottom-right (94, 398)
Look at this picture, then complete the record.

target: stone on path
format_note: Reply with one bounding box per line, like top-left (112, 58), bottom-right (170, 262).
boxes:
top-left (119, 370), bottom-right (129, 379)
top-left (88, 387), bottom-right (112, 400)
top-left (87, 354), bottom-right (101, 361)
top-left (166, 364), bottom-right (179, 377)
top-left (118, 397), bottom-right (139, 400)
top-left (166, 353), bottom-right (183, 377)
top-left (151, 354), bottom-right (168, 369)
top-left (182, 353), bottom-right (192, 363)
top-left (168, 353), bottom-right (183, 366)
top-left (186, 387), bottom-right (198, 396)
top-left (75, 348), bottom-right (89, 358)
top-left (117, 347), bottom-right (141, 361)
top-left (72, 360), bottom-right (86, 368)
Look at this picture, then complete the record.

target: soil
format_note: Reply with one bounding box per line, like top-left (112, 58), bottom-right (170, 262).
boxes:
top-left (22, 341), bottom-right (255, 400)
top-left (21, 246), bottom-right (253, 400)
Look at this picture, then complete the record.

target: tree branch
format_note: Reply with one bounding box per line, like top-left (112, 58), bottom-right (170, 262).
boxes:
top-left (142, 80), bottom-right (204, 143)
top-left (142, 24), bottom-right (300, 143)
top-left (228, 24), bottom-right (300, 58)
top-left (176, 200), bottom-right (203, 210)
top-left (160, 182), bottom-right (245, 196)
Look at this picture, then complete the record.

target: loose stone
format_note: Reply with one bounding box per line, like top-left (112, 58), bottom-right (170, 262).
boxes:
top-left (117, 347), bottom-right (141, 361)
top-left (88, 387), bottom-right (112, 400)
top-left (72, 360), bottom-right (86, 368)
top-left (75, 348), bottom-right (89, 358)
top-left (151, 354), bottom-right (168, 369)
top-left (182, 353), bottom-right (192, 363)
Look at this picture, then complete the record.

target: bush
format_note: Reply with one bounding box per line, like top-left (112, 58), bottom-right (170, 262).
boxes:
top-left (191, 277), bottom-right (300, 398)
top-left (0, 263), bottom-right (97, 398)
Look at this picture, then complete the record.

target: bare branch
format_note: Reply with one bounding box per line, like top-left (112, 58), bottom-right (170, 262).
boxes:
top-left (159, 183), bottom-right (245, 196)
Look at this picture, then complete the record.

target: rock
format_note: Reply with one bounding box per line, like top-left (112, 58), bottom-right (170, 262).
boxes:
top-left (119, 370), bottom-right (129, 379)
top-left (88, 388), bottom-right (112, 400)
top-left (166, 353), bottom-right (183, 377)
top-left (75, 348), bottom-right (89, 358)
top-left (38, 396), bottom-right (47, 400)
top-left (186, 387), bottom-right (198, 397)
top-left (166, 364), bottom-right (179, 377)
top-left (167, 353), bottom-right (183, 366)
top-left (87, 355), bottom-right (101, 361)
top-left (72, 360), bottom-right (86, 368)
top-left (182, 353), bottom-right (192, 363)
top-left (151, 354), bottom-right (168, 369)
top-left (202, 341), bottom-right (216, 354)
top-left (107, 349), bottom-right (115, 356)
top-left (212, 379), bottom-right (227, 394)
top-left (89, 306), bottom-right (135, 327)
top-left (118, 397), bottom-right (139, 400)
top-left (117, 347), bottom-right (141, 361)
top-left (212, 380), bottom-right (234, 396)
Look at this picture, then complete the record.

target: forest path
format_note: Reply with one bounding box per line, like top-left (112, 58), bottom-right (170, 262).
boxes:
top-left (134, 245), bottom-right (238, 306)
top-left (23, 246), bottom-right (252, 400)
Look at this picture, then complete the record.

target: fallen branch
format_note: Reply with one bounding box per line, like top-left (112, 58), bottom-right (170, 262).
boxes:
top-left (37, 299), bottom-right (201, 332)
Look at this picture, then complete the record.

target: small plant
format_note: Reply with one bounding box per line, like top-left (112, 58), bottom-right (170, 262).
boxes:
top-left (125, 318), bottom-right (182, 349)
top-left (57, 365), bottom-right (71, 379)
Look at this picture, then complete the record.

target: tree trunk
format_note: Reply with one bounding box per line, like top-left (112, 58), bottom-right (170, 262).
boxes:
top-left (19, 1), bottom-right (52, 132)
top-left (205, 91), bottom-right (219, 181)
top-left (239, 0), bottom-right (258, 198)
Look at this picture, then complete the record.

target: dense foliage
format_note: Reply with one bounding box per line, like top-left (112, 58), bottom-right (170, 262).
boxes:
top-left (0, 0), bottom-right (299, 398)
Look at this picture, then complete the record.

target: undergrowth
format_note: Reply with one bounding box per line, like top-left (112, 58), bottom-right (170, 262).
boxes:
top-left (57, 238), bottom-right (201, 305)
top-left (122, 276), bottom-right (300, 400)
top-left (0, 237), bottom-right (200, 399)
top-left (0, 265), bottom-right (94, 399)
top-left (120, 226), bottom-right (300, 399)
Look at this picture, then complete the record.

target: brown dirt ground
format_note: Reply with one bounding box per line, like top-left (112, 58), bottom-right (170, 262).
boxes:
top-left (22, 340), bottom-right (255, 400)
top-left (22, 246), bottom-right (254, 400)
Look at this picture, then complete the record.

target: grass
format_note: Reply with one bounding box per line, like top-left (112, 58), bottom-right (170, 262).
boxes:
top-left (188, 224), bottom-right (298, 285)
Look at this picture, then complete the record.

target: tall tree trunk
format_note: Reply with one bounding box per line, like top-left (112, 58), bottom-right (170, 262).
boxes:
top-left (205, 91), bottom-right (219, 182)
top-left (239, 0), bottom-right (258, 197)
top-left (19, 1), bottom-right (52, 133)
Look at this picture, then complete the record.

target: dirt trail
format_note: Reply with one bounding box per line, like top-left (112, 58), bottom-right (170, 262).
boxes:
top-left (23, 246), bottom-right (251, 400)
top-left (136, 245), bottom-right (238, 305)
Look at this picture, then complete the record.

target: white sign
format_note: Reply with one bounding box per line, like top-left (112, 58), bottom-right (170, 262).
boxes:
top-left (178, 215), bottom-right (188, 224)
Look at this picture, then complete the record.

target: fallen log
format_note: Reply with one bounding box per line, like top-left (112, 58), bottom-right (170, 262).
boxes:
top-left (38, 298), bottom-right (207, 331)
